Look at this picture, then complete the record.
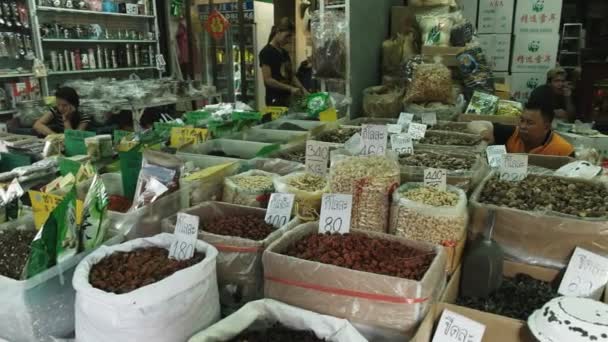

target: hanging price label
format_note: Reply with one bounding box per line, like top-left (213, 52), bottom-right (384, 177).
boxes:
top-left (390, 133), bottom-right (414, 155)
top-left (500, 154), bottom-right (528, 182)
top-left (558, 247), bottom-right (608, 300)
top-left (155, 54), bottom-right (166, 71)
top-left (486, 145), bottom-right (507, 168)
top-left (265, 193), bottom-right (295, 228)
top-left (360, 124), bottom-right (388, 156)
top-left (398, 112), bottom-right (414, 128)
top-left (408, 123), bottom-right (427, 140)
top-left (432, 309), bottom-right (486, 342)
top-left (306, 140), bottom-right (330, 176)
top-left (170, 127), bottom-right (209, 149)
top-left (424, 168), bottom-right (448, 191)
top-left (319, 194), bottom-right (352, 235)
top-left (387, 124), bottom-right (403, 134)
top-left (169, 213), bottom-right (199, 261)
top-left (422, 112), bottom-right (437, 126)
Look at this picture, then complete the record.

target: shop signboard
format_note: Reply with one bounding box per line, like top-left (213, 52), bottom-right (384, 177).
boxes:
top-left (478, 34), bottom-right (512, 72)
top-left (514, 0), bottom-right (563, 34)
top-left (477, 0), bottom-right (515, 34)
top-left (510, 72), bottom-right (547, 103)
top-left (510, 34), bottom-right (559, 73)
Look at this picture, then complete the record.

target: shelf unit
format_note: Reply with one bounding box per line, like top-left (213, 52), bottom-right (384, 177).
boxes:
top-left (27, 0), bottom-right (163, 96)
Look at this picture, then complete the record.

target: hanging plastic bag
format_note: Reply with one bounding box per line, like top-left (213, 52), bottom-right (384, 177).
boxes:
top-left (362, 85), bottom-right (405, 118)
top-left (131, 150), bottom-right (184, 211)
top-left (404, 62), bottom-right (454, 104)
top-left (311, 11), bottom-right (348, 79)
top-left (417, 14), bottom-right (454, 47)
top-left (457, 44), bottom-right (495, 98)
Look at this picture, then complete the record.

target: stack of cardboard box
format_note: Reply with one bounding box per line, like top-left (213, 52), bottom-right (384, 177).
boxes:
top-left (477, 0), bottom-right (515, 78)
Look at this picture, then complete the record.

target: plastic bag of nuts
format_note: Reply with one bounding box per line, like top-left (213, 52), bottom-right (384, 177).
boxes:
top-left (223, 170), bottom-right (278, 208)
top-left (274, 172), bottom-right (329, 222)
top-left (389, 183), bottom-right (468, 274)
top-left (329, 152), bottom-right (400, 233)
top-left (161, 202), bottom-right (299, 315)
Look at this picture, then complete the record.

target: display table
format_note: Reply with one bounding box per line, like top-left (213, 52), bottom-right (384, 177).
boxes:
top-left (560, 131), bottom-right (608, 159)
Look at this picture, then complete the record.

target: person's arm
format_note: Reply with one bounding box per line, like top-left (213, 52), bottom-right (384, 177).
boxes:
top-left (261, 65), bottom-right (299, 94)
top-left (292, 75), bottom-right (309, 96)
top-left (33, 112), bottom-right (57, 136)
top-left (77, 113), bottom-right (91, 131)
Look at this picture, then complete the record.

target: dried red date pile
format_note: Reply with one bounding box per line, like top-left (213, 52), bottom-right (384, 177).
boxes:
top-left (284, 233), bottom-right (435, 280)
top-left (229, 323), bottom-right (325, 342)
top-left (202, 215), bottom-right (275, 241)
top-left (90, 247), bottom-right (205, 294)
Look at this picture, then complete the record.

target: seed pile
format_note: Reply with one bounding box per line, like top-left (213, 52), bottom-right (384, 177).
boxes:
top-left (456, 274), bottom-right (559, 320)
top-left (316, 128), bottom-right (360, 144)
top-left (0, 229), bottom-right (37, 280)
top-left (284, 233), bottom-right (435, 280)
top-left (229, 324), bottom-right (325, 342)
top-left (286, 173), bottom-right (327, 192)
top-left (399, 152), bottom-right (476, 170)
top-left (230, 175), bottom-right (274, 191)
top-left (202, 215), bottom-right (275, 240)
top-left (479, 175), bottom-right (608, 218)
top-left (401, 187), bottom-right (459, 207)
top-left (89, 247), bottom-right (205, 294)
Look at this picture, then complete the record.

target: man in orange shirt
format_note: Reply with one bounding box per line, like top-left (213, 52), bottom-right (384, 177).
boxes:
top-left (477, 102), bottom-right (575, 156)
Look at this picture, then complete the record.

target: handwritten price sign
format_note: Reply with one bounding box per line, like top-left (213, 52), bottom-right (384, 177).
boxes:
top-left (170, 127), bottom-right (209, 149)
top-left (319, 194), bottom-right (352, 235)
top-left (360, 125), bottom-right (387, 156)
top-left (169, 213), bottom-right (199, 261)
top-left (265, 193), bottom-right (295, 228)
top-left (424, 168), bottom-right (448, 191)
top-left (390, 133), bottom-right (414, 155)
top-left (306, 141), bottom-right (330, 176)
top-left (500, 154), bottom-right (528, 182)
top-left (558, 247), bottom-right (608, 300)
top-left (432, 309), bottom-right (485, 342)
top-left (408, 123), bottom-right (427, 140)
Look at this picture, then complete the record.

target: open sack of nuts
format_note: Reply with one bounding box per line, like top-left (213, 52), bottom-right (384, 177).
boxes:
top-left (189, 299), bottom-right (367, 342)
top-left (329, 152), bottom-right (400, 233)
top-left (469, 171), bottom-right (608, 268)
top-left (263, 222), bottom-right (447, 338)
top-left (398, 149), bottom-right (488, 192)
top-left (389, 184), bottom-right (468, 274)
top-left (180, 162), bottom-right (241, 207)
top-left (362, 85), bottom-right (405, 118)
top-left (73, 233), bottom-right (220, 342)
top-left (162, 202), bottom-right (298, 314)
top-left (274, 172), bottom-right (329, 222)
top-left (223, 170), bottom-right (278, 208)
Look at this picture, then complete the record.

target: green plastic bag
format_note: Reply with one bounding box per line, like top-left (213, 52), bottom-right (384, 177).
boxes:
top-left (81, 175), bottom-right (109, 251)
top-left (306, 92), bottom-right (331, 118)
top-left (119, 145), bottom-right (143, 200)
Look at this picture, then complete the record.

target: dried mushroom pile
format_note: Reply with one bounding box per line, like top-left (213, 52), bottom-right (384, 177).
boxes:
top-left (419, 132), bottom-right (481, 146)
top-left (432, 122), bottom-right (468, 132)
top-left (275, 148), bottom-right (306, 163)
top-left (315, 127), bottom-right (360, 144)
top-left (479, 175), bottom-right (608, 218)
top-left (229, 324), bottom-right (326, 342)
top-left (286, 173), bottom-right (327, 192)
top-left (399, 152), bottom-right (476, 171)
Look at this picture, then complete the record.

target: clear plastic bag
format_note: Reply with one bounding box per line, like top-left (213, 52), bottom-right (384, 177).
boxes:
top-left (329, 152), bottom-right (400, 233)
top-left (311, 11), bottom-right (348, 79)
top-left (188, 299), bottom-right (367, 342)
top-left (404, 63), bottom-right (453, 104)
top-left (274, 172), bottom-right (329, 222)
top-left (457, 44), bottom-right (495, 98)
top-left (362, 86), bottom-right (405, 118)
top-left (417, 15), bottom-right (454, 47)
top-left (389, 183), bottom-right (468, 274)
top-left (161, 202), bottom-right (299, 315)
top-left (223, 170), bottom-right (277, 208)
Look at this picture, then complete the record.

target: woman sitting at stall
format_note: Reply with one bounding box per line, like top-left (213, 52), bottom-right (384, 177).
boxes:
top-left (34, 87), bottom-right (91, 137)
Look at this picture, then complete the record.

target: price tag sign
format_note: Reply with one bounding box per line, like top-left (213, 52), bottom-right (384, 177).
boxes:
top-left (319, 108), bottom-right (338, 122)
top-left (408, 123), bottom-right (427, 140)
top-left (169, 213), bottom-right (199, 261)
top-left (558, 247), bottom-right (608, 300)
top-left (306, 140), bottom-right (330, 176)
top-left (360, 125), bottom-right (388, 156)
top-left (390, 133), bottom-right (414, 155)
top-left (387, 124), bottom-right (403, 134)
top-left (398, 112), bottom-right (414, 127)
top-left (170, 127), bottom-right (209, 149)
top-left (432, 309), bottom-right (486, 342)
top-left (319, 194), bottom-right (352, 235)
top-left (500, 154), bottom-right (528, 182)
top-left (422, 112), bottom-right (437, 126)
top-left (424, 168), bottom-right (448, 191)
top-left (265, 193), bottom-right (295, 228)
top-left (486, 145), bottom-right (507, 168)
top-left (0, 140), bottom-right (8, 153)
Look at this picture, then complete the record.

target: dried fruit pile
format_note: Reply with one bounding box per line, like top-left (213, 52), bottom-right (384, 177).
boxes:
top-left (479, 175), bottom-right (608, 218)
top-left (229, 324), bottom-right (325, 342)
top-left (399, 151), bottom-right (476, 171)
top-left (89, 247), bottom-right (205, 294)
top-left (456, 274), bottom-right (559, 320)
top-left (284, 233), bottom-right (435, 280)
top-left (107, 195), bottom-right (132, 213)
top-left (419, 132), bottom-right (481, 146)
top-left (316, 127), bottom-right (360, 144)
top-left (202, 215), bottom-right (275, 240)
top-left (0, 229), bottom-right (37, 280)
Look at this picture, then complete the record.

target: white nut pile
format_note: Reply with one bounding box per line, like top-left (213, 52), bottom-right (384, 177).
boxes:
top-left (223, 170), bottom-right (276, 208)
top-left (275, 172), bottom-right (328, 221)
top-left (390, 185), bottom-right (467, 245)
top-left (330, 155), bottom-right (400, 233)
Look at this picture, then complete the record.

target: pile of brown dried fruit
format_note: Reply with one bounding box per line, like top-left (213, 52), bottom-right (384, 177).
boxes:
top-left (90, 247), bottom-right (205, 294)
top-left (479, 175), bottom-right (608, 218)
top-left (284, 233), bottom-right (435, 280)
top-left (419, 132), bottom-right (481, 146)
top-left (229, 324), bottom-right (325, 342)
top-left (0, 229), bottom-right (37, 280)
top-left (315, 127), bottom-right (360, 144)
top-left (202, 215), bottom-right (275, 240)
top-left (398, 151), bottom-right (476, 170)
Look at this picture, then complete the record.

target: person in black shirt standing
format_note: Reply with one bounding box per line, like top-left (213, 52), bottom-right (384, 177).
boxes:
top-left (259, 18), bottom-right (308, 107)
top-left (527, 67), bottom-right (576, 122)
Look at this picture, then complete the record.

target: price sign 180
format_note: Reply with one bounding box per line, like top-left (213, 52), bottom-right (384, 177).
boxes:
top-left (169, 213), bottom-right (199, 261)
top-left (318, 194), bottom-right (352, 235)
